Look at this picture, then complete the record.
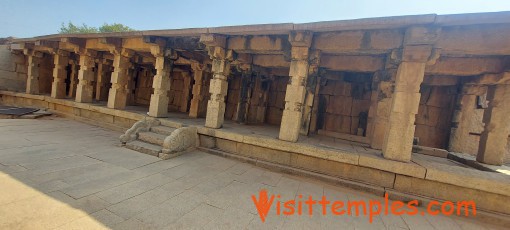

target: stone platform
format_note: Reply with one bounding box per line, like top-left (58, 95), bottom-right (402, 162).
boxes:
top-left (1, 90), bottom-right (510, 225)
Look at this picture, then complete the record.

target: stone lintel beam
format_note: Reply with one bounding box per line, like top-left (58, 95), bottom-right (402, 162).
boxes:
top-left (33, 41), bottom-right (58, 54)
top-left (252, 54), bottom-right (289, 68)
top-left (58, 38), bottom-right (86, 53)
top-left (85, 38), bottom-right (120, 52)
top-left (321, 54), bottom-right (384, 72)
top-left (477, 84), bottom-right (510, 165)
top-left (227, 35), bottom-right (287, 54)
top-left (35, 40), bottom-right (59, 49)
top-left (426, 56), bottom-right (510, 76)
top-left (470, 72), bottom-right (510, 85)
top-left (200, 34), bottom-right (227, 48)
top-left (143, 36), bottom-right (167, 47)
top-left (100, 37), bottom-right (123, 48)
top-left (51, 49), bottom-right (70, 99)
top-left (404, 26), bottom-right (441, 46)
top-left (10, 42), bottom-right (31, 51)
top-left (75, 49), bottom-right (98, 103)
top-left (121, 37), bottom-right (166, 53)
top-left (278, 31), bottom-right (312, 142)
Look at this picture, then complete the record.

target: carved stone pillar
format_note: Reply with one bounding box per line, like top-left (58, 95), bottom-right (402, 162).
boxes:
top-left (201, 34), bottom-right (232, 129)
top-left (76, 50), bottom-right (96, 103)
top-left (51, 50), bottom-right (69, 99)
top-left (95, 59), bottom-right (110, 101)
top-left (180, 71), bottom-right (192, 113)
top-left (235, 67), bottom-right (252, 124)
top-left (107, 49), bottom-right (132, 109)
top-left (300, 50), bottom-right (320, 135)
top-left (148, 55), bottom-right (172, 117)
top-left (68, 60), bottom-right (79, 98)
top-left (189, 63), bottom-right (205, 118)
top-left (448, 85), bottom-right (487, 153)
top-left (24, 49), bottom-right (42, 94)
top-left (477, 83), bottom-right (510, 165)
top-left (382, 26), bottom-right (440, 162)
top-left (279, 31), bottom-right (313, 142)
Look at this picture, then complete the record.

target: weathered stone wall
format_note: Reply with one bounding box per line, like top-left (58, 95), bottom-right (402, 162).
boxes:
top-left (265, 75), bottom-right (288, 125)
top-left (246, 76), bottom-right (269, 124)
top-left (38, 54), bottom-right (54, 95)
top-left (134, 67), bottom-right (154, 106)
top-left (415, 85), bottom-right (457, 149)
top-left (224, 73), bottom-right (242, 121)
top-left (0, 45), bottom-right (27, 92)
top-left (318, 72), bottom-right (372, 136)
top-left (197, 71), bottom-right (212, 118)
top-left (167, 71), bottom-right (189, 112)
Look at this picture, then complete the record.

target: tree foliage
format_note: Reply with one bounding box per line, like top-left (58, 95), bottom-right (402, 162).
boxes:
top-left (59, 22), bottom-right (134, 34)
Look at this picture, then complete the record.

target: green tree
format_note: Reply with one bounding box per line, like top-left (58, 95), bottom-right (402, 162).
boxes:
top-left (98, 23), bottom-right (134, 33)
top-left (59, 22), bottom-right (134, 34)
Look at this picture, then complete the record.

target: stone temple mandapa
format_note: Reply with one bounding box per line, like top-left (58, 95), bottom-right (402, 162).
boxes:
top-left (1, 11), bottom-right (510, 224)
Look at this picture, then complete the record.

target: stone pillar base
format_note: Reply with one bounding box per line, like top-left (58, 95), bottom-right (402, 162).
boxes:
top-left (148, 94), bottom-right (169, 118)
top-left (107, 89), bottom-right (128, 110)
top-left (279, 110), bottom-right (302, 142)
top-left (205, 100), bottom-right (226, 128)
top-left (51, 82), bottom-right (67, 99)
top-left (75, 85), bottom-right (94, 103)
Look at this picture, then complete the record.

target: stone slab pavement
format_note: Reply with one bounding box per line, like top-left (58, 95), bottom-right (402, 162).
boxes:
top-left (0, 117), bottom-right (503, 229)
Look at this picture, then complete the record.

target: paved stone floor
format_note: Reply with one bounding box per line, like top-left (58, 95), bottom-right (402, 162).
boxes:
top-left (0, 117), bottom-right (503, 229)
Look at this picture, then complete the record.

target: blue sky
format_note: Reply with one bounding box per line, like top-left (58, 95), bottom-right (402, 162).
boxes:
top-left (1, 0), bottom-right (510, 38)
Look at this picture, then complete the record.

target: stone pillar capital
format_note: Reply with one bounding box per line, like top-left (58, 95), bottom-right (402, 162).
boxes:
top-left (289, 31), bottom-right (313, 47)
top-left (77, 48), bottom-right (97, 58)
top-left (53, 49), bottom-right (70, 57)
top-left (190, 62), bottom-right (206, 72)
top-left (109, 47), bottom-right (135, 58)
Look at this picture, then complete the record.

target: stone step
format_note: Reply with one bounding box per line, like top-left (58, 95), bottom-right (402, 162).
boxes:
top-left (125, 140), bottom-right (162, 157)
top-left (151, 126), bottom-right (177, 136)
top-left (138, 132), bottom-right (166, 146)
top-left (159, 119), bottom-right (182, 129)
